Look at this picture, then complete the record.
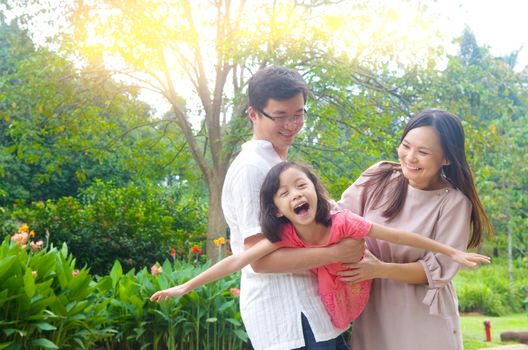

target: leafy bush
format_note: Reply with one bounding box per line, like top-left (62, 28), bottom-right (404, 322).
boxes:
top-left (95, 259), bottom-right (246, 350)
top-left (8, 180), bottom-right (207, 275)
top-left (0, 234), bottom-right (112, 349)
top-left (1, 226), bottom-right (247, 349)
top-left (0, 205), bottom-right (18, 237)
top-left (455, 260), bottom-right (528, 316)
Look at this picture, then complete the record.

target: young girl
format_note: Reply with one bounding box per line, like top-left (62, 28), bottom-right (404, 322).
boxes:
top-left (150, 161), bottom-right (490, 329)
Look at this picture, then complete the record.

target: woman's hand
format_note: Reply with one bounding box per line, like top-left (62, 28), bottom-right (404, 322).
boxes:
top-left (451, 251), bottom-right (491, 268)
top-left (337, 250), bottom-right (383, 283)
top-left (150, 284), bottom-right (189, 303)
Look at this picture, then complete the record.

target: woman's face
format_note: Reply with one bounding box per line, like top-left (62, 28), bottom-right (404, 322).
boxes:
top-left (397, 126), bottom-right (449, 190)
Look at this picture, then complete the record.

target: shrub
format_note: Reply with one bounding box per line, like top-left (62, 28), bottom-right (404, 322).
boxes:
top-left (0, 205), bottom-right (18, 237)
top-left (1, 224), bottom-right (247, 349)
top-left (0, 232), bottom-right (112, 349)
top-left (9, 180), bottom-right (207, 275)
top-left (94, 259), bottom-right (247, 350)
top-left (455, 260), bottom-right (528, 316)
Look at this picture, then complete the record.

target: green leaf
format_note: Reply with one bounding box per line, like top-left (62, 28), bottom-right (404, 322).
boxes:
top-left (33, 322), bottom-right (57, 331)
top-left (226, 318), bottom-right (241, 326)
top-left (3, 342), bottom-right (22, 350)
top-left (0, 342), bottom-right (15, 350)
top-left (218, 300), bottom-right (234, 312)
top-left (110, 260), bottom-right (123, 288)
top-left (233, 328), bottom-right (248, 342)
top-left (0, 289), bottom-right (9, 308)
top-left (0, 256), bottom-right (17, 281)
top-left (23, 269), bottom-right (36, 298)
top-left (3, 328), bottom-right (24, 337)
top-left (30, 339), bottom-right (59, 349)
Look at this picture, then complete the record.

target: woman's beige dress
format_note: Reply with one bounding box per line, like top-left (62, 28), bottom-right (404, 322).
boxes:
top-left (339, 166), bottom-right (471, 350)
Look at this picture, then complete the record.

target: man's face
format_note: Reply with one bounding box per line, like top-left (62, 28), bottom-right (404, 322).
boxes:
top-left (249, 93), bottom-right (305, 158)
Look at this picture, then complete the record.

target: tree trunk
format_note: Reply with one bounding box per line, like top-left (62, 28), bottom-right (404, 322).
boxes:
top-left (205, 172), bottom-right (228, 262)
top-left (507, 224), bottom-right (514, 287)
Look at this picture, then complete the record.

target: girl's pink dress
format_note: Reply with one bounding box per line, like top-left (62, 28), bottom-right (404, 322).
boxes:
top-left (277, 210), bottom-right (372, 329)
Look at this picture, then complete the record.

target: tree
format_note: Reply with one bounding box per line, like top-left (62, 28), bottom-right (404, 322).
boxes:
top-left (62, 0), bottom-right (447, 258)
top-left (416, 28), bottom-right (528, 270)
top-left (4, 0), bottom-right (449, 258)
top-left (0, 20), bottom-right (198, 204)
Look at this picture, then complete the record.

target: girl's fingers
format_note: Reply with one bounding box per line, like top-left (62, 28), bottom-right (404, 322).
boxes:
top-left (150, 291), bottom-right (169, 302)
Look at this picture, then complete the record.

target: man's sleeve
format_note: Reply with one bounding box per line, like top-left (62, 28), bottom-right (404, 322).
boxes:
top-left (230, 164), bottom-right (266, 240)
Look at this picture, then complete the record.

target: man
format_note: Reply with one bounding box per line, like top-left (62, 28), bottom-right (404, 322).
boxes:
top-left (222, 66), bottom-right (364, 350)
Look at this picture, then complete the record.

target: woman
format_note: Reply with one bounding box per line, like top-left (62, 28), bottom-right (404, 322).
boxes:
top-left (338, 109), bottom-right (493, 350)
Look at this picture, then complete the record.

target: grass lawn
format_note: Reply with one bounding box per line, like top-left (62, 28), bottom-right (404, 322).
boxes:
top-left (462, 313), bottom-right (528, 350)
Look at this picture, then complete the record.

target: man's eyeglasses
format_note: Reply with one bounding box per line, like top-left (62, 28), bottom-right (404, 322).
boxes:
top-left (258, 109), bottom-right (306, 125)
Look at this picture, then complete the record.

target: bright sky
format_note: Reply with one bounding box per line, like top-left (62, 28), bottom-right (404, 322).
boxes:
top-left (438, 0), bottom-right (528, 70)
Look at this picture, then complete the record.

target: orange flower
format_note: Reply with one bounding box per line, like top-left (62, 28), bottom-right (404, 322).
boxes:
top-left (230, 288), bottom-right (240, 298)
top-left (190, 245), bottom-right (202, 254)
top-left (18, 224), bottom-right (29, 233)
top-left (150, 264), bottom-right (163, 276)
top-left (11, 232), bottom-right (29, 247)
top-left (29, 240), bottom-right (44, 252)
top-left (170, 248), bottom-right (176, 258)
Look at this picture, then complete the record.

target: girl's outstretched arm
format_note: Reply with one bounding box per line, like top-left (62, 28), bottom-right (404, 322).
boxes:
top-left (367, 223), bottom-right (490, 267)
top-left (150, 239), bottom-right (278, 303)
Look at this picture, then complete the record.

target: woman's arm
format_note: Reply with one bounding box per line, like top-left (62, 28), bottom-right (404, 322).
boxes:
top-left (150, 239), bottom-right (278, 302)
top-left (338, 250), bottom-right (428, 284)
top-left (367, 223), bottom-right (490, 267)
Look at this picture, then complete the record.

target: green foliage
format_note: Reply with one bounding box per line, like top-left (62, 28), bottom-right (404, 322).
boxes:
top-left (413, 28), bottom-right (528, 261)
top-left (0, 236), bottom-right (112, 349)
top-left (0, 206), bottom-right (18, 237)
top-left (0, 21), bottom-right (199, 206)
top-left (0, 230), bottom-right (247, 349)
top-left (96, 259), bottom-right (246, 350)
top-left (293, 62), bottom-right (413, 198)
top-left (455, 260), bottom-right (528, 316)
top-left (7, 181), bottom-right (207, 275)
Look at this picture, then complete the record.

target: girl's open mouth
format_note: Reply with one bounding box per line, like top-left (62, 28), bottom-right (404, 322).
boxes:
top-left (293, 202), bottom-right (309, 215)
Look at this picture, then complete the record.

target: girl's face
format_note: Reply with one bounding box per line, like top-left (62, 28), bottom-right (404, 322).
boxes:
top-left (397, 126), bottom-right (449, 190)
top-left (273, 167), bottom-right (318, 227)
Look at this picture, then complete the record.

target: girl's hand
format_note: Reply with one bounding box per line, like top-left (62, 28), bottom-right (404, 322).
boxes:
top-left (337, 250), bottom-right (382, 284)
top-left (150, 284), bottom-right (189, 303)
top-left (451, 251), bottom-right (491, 268)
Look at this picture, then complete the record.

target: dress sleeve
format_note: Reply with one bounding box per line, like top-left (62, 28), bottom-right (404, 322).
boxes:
top-left (337, 176), bottom-right (368, 216)
top-left (338, 162), bottom-right (385, 215)
top-left (230, 164), bottom-right (267, 240)
top-left (419, 191), bottom-right (472, 314)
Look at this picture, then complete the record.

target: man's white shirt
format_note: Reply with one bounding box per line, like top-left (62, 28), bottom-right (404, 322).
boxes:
top-left (221, 139), bottom-right (343, 350)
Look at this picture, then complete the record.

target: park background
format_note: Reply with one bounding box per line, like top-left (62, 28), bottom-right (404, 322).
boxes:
top-left (0, 0), bottom-right (526, 349)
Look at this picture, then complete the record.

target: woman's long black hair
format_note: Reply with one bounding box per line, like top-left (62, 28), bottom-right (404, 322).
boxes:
top-left (360, 109), bottom-right (493, 248)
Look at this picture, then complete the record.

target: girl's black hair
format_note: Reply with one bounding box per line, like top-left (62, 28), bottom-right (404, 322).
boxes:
top-left (259, 161), bottom-right (332, 242)
top-left (360, 109), bottom-right (492, 248)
